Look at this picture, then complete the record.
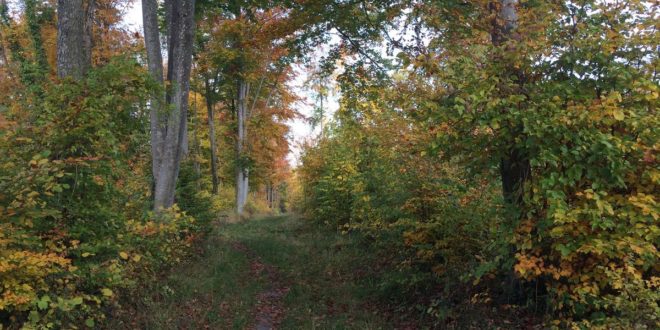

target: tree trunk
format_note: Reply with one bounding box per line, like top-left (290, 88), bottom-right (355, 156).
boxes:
top-left (490, 0), bottom-right (531, 303)
top-left (142, 0), bottom-right (165, 189)
top-left (490, 0), bottom-right (530, 206)
top-left (236, 78), bottom-right (249, 215)
top-left (25, 0), bottom-right (49, 75)
top-left (191, 91), bottom-right (201, 189)
top-left (83, 0), bottom-right (95, 72)
top-left (154, 0), bottom-right (196, 209)
top-left (57, 0), bottom-right (91, 79)
top-left (143, 0), bottom-right (196, 210)
top-left (205, 78), bottom-right (220, 194)
top-left (500, 148), bottom-right (530, 205)
top-left (0, 0), bottom-right (11, 75)
top-left (270, 184), bottom-right (275, 209)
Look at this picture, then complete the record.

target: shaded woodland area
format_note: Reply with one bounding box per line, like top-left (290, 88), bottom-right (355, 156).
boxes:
top-left (0, 0), bottom-right (657, 328)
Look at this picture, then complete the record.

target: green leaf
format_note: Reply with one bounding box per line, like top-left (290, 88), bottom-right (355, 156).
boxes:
top-left (557, 244), bottom-right (571, 257)
top-left (613, 109), bottom-right (624, 121)
top-left (71, 296), bottom-right (83, 305)
top-left (28, 311), bottom-right (40, 323)
top-left (101, 288), bottom-right (113, 297)
top-left (37, 296), bottom-right (51, 310)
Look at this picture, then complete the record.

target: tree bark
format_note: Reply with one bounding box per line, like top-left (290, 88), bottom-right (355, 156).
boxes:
top-left (490, 0), bottom-right (530, 206)
top-left (205, 78), bottom-right (220, 194)
top-left (142, 0), bottom-right (165, 188)
top-left (191, 90), bottom-right (201, 189)
top-left (83, 0), bottom-right (95, 72)
top-left (143, 0), bottom-right (196, 210)
top-left (57, 0), bottom-right (91, 79)
top-left (236, 78), bottom-right (249, 215)
top-left (500, 148), bottom-right (530, 205)
top-left (0, 0), bottom-right (11, 74)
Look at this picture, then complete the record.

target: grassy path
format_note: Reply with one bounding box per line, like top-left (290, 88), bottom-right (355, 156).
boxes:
top-left (118, 215), bottom-right (404, 329)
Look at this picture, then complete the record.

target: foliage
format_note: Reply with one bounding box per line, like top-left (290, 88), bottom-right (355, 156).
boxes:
top-left (297, 0), bottom-right (659, 327)
top-left (297, 65), bottom-right (511, 324)
top-left (193, 3), bottom-right (299, 198)
top-left (0, 59), bottom-right (202, 328)
top-left (1, 0), bottom-right (657, 327)
top-left (411, 0), bottom-right (659, 326)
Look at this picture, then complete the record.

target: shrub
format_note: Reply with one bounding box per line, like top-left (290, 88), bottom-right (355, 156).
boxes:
top-left (0, 58), bottom-right (204, 328)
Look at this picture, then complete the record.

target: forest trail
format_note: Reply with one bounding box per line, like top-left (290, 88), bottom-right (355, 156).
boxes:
top-left (117, 215), bottom-right (402, 329)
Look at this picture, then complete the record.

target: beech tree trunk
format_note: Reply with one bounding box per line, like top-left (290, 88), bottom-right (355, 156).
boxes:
top-left (490, 0), bottom-right (530, 206)
top-left (142, 0), bottom-right (165, 188)
top-left (142, 0), bottom-right (196, 210)
top-left (57, 0), bottom-right (93, 79)
top-left (490, 2), bottom-right (531, 302)
top-left (205, 78), bottom-right (220, 194)
top-left (0, 0), bottom-right (11, 73)
top-left (191, 91), bottom-right (201, 189)
top-left (82, 0), bottom-right (94, 74)
top-left (236, 79), bottom-right (249, 215)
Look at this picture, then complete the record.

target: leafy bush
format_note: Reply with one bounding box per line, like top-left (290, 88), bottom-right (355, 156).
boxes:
top-left (0, 58), bottom-right (204, 328)
top-left (420, 2), bottom-right (659, 325)
top-left (297, 83), bottom-right (510, 322)
top-left (243, 196), bottom-right (274, 218)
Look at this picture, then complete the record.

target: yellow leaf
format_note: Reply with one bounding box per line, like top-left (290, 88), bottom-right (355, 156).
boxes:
top-left (630, 245), bottom-right (644, 255)
top-left (101, 288), bottom-right (113, 297)
top-left (132, 255), bottom-right (141, 262)
top-left (119, 252), bottom-right (129, 260)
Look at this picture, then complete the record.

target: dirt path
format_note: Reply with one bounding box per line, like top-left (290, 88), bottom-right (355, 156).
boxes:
top-left (230, 241), bottom-right (290, 330)
top-left (111, 215), bottom-right (399, 329)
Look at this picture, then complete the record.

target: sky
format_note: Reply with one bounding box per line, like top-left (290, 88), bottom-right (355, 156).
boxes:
top-left (121, 2), bottom-right (335, 167)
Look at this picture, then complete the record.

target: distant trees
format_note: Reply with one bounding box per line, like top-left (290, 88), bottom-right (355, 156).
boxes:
top-left (194, 2), bottom-right (306, 216)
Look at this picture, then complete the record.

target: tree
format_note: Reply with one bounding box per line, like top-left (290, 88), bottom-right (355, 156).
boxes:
top-left (56, 0), bottom-right (93, 79)
top-left (194, 2), bottom-right (307, 216)
top-left (142, 0), bottom-right (196, 209)
top-left (0, 0), bottom-right (12, 77)
top-left (25, 0), bottom-right (49, 77)
top-left (236, 75), bottom-right (249, 214)
top-left (489, 0), bottom-right (530, 207)
top-left (204, 76), bottom-right (220, 194)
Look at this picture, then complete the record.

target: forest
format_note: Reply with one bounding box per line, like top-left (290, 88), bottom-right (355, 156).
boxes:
top-left (0, 0), bottom-right (657, 329)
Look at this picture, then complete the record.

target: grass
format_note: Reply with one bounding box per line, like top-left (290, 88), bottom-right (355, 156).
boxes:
top-left (223, 215), bottom-right (390, 329)
top-left (111, 214), bottom-right (406, 329)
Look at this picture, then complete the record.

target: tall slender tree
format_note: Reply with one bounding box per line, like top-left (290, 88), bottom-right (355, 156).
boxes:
top-left (0, 0), bottom-right (11, 74)
top-left (204, 76), bottom-right (220, 194)
top-left (235, 76), bottom-right (249, 214)
top-left (142, 0), bottom-right (197, 209)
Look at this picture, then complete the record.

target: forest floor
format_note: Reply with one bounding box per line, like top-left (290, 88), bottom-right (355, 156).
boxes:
top-left (112, 214), bottom-right (419, 329)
